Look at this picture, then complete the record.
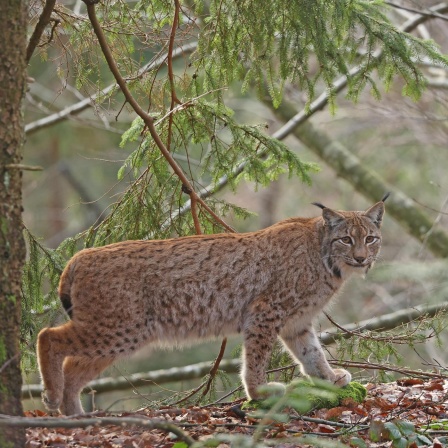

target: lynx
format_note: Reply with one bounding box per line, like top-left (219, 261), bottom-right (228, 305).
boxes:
top-left (37, 196), bottom-right (388, 415)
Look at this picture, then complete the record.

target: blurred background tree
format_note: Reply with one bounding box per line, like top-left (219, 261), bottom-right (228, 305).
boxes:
top-left (20, 0), bottom-right (448, 412)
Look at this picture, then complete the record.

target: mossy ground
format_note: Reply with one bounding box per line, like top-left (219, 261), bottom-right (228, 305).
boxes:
top-left (242, 380), bottom-right (367, 412)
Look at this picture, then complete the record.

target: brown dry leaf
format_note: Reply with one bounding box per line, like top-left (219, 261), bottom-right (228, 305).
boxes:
top-left (396, 378), bottom-right (424, 387)
top-left (316, 424), bottom-right (336, 433)
top-left (425, 380), bottom-right (445, 391)
top-left (364, 397), bottom-right (397, 411)
top-left (323, 406), bottom-right (349, 421)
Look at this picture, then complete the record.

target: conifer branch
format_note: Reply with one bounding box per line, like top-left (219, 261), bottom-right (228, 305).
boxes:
top-left (154, 4), bottom-right (448, 240)
top-left (82, 1), bottom-right (234, 233)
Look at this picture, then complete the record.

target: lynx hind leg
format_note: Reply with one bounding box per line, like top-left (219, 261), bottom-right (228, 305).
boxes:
top-left (241, 324), bottom-right (279, 400)
top-left (61, 356), bottom-right (115, 415)
top-left (37, 321), bottom-right (118, 415)
top-left (279, 324), bottom-right (351, 387)
top-left (37, 323), bottom-right (76, 412)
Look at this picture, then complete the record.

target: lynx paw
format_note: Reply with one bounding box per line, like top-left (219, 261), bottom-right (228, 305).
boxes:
top-left (265, 382), bottom-right (286, 397)
top-left (332, 368), bottom-right (351, 387)
top-left (42, 390), bottom-right (61, 412)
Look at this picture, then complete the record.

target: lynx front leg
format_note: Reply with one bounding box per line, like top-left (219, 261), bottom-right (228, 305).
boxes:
top-left (279, 324), bottom-right (351, 386)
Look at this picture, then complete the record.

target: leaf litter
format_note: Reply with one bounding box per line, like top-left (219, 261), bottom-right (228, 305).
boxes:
top-left (24, 378), bottom-right (448, 447)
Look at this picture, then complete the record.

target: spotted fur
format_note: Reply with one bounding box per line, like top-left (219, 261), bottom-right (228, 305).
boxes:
top-left (37, 199), bottom-right (386, 415)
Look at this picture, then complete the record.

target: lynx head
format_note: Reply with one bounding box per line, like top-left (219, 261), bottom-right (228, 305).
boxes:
top-left (314, 194), bottom-right (389, 279)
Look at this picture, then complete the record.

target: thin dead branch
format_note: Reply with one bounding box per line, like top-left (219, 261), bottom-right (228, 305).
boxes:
top-left (26, 0), bottom-right (57, 63)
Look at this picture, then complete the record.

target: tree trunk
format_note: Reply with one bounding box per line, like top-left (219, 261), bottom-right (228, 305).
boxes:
top-left (0, 1), bottom-right (27, 447)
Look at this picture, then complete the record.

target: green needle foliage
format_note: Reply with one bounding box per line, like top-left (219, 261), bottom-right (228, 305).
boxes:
top-left (196, 0), bottom-right (448, 108)
top-left (22, 0), bottom-right (448, 372)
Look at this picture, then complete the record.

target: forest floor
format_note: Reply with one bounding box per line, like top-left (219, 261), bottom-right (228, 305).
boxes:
top-left (24, 378), bottom-right (448, 447)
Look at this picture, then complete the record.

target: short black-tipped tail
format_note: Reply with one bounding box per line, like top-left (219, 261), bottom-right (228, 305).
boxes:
top-left (60, 293), bottom-right (73, 319)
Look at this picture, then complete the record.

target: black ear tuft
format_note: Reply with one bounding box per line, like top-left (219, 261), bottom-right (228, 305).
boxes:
top-left (312, 202), bottom-right (327, 210)
top-left (381, 192), bottom-right (390, 203)
top-left (364, 202), bottom-right (385, 228)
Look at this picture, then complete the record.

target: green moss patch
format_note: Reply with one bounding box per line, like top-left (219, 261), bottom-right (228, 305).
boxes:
top-left (242, 380), bottom-right (367, 413)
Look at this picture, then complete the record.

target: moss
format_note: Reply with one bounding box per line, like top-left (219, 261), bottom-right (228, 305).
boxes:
top-left (294, 380), bottom-right (367, 409)
top-left (242, 381), bottom-right (367, 412)
top-left (0, 334), bottom-right (6, 363)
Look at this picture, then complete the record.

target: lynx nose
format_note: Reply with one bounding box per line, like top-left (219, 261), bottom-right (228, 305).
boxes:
top-left (354, 256), bottom-right (366, 264)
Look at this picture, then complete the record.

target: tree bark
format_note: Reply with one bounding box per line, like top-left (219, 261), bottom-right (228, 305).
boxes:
top-left (0, 1), bottom-right (27, 447)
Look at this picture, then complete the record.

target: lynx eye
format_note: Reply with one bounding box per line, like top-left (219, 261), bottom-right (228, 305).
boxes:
top-left (365, 236), bottom-right (377, 244)
top-left (340, 236), bottom-right (352, 245)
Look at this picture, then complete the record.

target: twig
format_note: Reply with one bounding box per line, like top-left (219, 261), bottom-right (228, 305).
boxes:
top-left (170, 379), bottom-right (209, 406)
top-left (0, 354), bottom-right (20, 375)
top-left (320, 301), bottom-right (448, 345)
top-left (0, 414), bottom-right (195, 446)
top-left (329, 359), bottom-right (448, 379)
top-left (170, 339), bottom-right (230, 405)
top-left (202, 385), bottom-right (244, 407)
top-left (26, 0), bottom-right (57, 63)
top-left (25, 42), bottom-right (198, 135)
top-left (5, 164), bottom-right (43, 171)
top-left (167, 0), bottom-right (182, 106)
top-left (200, 337), bottom-right (228, 399)
top-left (165, 0), bottom-right (181, 155)
top-left (323, 311), bottom-right (433, 345)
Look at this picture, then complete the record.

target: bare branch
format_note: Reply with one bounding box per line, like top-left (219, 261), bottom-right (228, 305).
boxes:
top-left (26, 0), bottom-right (57, 63)
top-left (22, 359), bottom-right (240, 399)
top-left (167, 0), bottom-right (182, 107)
top-left (329, 359), bottom-right (447, 379)
top-left (281, 116), bottom-right (448, 257)
top-left (200, 337), bottom-right (228, 399)
top-left (5, 164), bottom-right (43, 171)
top-left (320, 301), bottom-right (448, 345)
top-left (385, 1), bottom-right (448, 22)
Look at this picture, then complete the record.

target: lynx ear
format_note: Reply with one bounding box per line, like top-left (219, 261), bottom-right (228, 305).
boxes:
top-left (364, 201), bottom-right (385, 227)
top-left (322, 208), bottom-right (345, 227)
